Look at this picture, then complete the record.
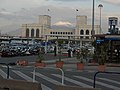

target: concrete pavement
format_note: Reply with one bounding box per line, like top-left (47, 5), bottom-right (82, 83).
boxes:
top-left (39, 54), bottom-right (120, 72)
top-left (12, 53), bottom-right (119, 72)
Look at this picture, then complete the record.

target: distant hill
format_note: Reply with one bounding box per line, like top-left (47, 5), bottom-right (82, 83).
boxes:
top-left (7, 28), bottom-right (21, 36)
top-left (1, 22), bottom-right (75, 36)
top-left (1, 24), bottom-right (21, 36)
top-left (52, 25), bottom-right (74, 30)
top-left (52, 21), bottom-right (75, 30)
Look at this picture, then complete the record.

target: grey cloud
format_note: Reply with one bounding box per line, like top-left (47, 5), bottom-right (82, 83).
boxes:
top-left (1, 8), bottom-right (7, 11)
top-left (46, 0), bottom-right (88, 2)
top-left (53, 0), bottom-right (80, 2)
top-left (0, 8), bottom-right (36, 24)
top-left (102, 0), bottom-right (120, 5)
top-left (0, 0), bottom-right (5, 3)
top-left (0, 5), bottom-right (92, 25)
top-left (0, 5), bottom-right (115, 33)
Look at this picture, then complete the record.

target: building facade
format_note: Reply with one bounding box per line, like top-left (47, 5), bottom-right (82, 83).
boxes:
top-left (108, 17), bottom-right (119, 34)
top-left (75, 16), bottom-right (100, 39)
top-left (21, 15), bottom-right (100, 42)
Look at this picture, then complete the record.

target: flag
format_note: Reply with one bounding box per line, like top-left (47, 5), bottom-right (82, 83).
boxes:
top-left (76, 9), bottom-right (78, 11)
top-left (48, 9), bottom-right (50, 11)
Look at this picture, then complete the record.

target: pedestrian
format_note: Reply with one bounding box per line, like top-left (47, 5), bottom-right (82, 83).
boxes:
top-left (68, 48), bottom-right (71, 57)
top-left (70, 48), bottom-right (73, 57)
top-left (54, 46), bottom-right (57, 56)
top-left (73, 49), bottom-right (76, 56)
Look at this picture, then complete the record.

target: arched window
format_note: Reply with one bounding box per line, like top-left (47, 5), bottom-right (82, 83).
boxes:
top-left (31, 29), bottom-right (34, 38)
top-left (26, 28), bottom-right (29, 38)
top-left (86, 30), bottom-right (89, 35)
top-left (80, 29), bottom-right (84, 35)
top-left (36, 29), bottom-right (39, 38)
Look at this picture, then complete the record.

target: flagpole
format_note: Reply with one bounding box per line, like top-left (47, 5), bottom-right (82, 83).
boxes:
top-left (76, 9), bottom-right (78, 17)
top-left (47, 9), bottom-right (50, 16)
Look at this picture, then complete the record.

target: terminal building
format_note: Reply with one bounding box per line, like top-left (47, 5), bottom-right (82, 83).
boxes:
top-left (21, 15), bottom-right (100, 45)
top-left (108, 17), bottom-right (119, 34)
top-left (94, 17), bottom-right (120, 63)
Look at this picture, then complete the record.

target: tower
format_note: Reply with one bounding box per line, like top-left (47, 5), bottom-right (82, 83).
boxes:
top-left (39, 15), bottom-right (51, 28)
top-left (76, 15), bottom-right (87, 26)
top-left (108, 17), bottom-right (118, 34)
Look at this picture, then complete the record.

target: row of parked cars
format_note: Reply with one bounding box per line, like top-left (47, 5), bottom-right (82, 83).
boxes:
top-left (0, 43), bottom-right (41, 57)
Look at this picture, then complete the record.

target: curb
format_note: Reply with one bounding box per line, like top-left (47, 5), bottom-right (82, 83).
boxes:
top-left (106, 64), bottom-right (120, 67)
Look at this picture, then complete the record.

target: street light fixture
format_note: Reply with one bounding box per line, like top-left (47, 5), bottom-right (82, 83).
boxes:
top-left (98, 4), bottom-right (103, 34)
top-left (91, 0), bottom-right (95, 36)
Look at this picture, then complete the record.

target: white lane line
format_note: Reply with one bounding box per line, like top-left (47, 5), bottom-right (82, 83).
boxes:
top-left (98, 78), bottom-right (120, 85)
top-left (12, 70), bottom-right (33, 82)
top-left (52, 74), bottom-right (92, 88)
top-left (0, 66), bottom-right (12, 68)
top-left (35, 72), bottom-right (62, 85)
top-left (0, 69), bottom-right (12, 79)
top-left (74, 76), bottom-right (120, 90)
top-left (41, 84), bottom-right (52, 90)
top-left (12, 70), bottom-right (52, 90)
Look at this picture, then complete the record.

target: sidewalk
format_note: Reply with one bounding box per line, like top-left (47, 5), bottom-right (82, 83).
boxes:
top-left (44, 57), bottom-right (120, 72)
top-left (28, 54), bottom-right (120, 72)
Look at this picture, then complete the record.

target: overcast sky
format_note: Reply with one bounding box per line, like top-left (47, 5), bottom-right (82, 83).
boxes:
top-left (0, 0), bottom-right (120, 33)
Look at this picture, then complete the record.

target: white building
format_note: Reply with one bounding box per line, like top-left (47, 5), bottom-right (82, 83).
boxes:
top-left (21, 15), bottom-right (100, 43)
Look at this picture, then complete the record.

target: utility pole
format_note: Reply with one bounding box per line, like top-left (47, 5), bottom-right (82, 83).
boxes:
top-left (91, 0), bottom-right (95, 36)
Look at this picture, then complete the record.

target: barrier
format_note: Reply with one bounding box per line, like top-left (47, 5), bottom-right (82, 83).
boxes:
top-left (0, 63), bottom-right (16, 79)
top-left (0, 79), bottom-right (42, 90)
top-left (0, 65), bottom-right (64, 85)
top-left (33, 67), bottom-right (64, 85)
top-left (93, 71), bottom-right (120, 88)
top-left (54, 85), bottom-right (101, 90)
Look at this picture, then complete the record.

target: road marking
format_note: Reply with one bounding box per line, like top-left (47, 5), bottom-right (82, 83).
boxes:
top-left (12, 70), bottom-right (33, 81)
top-left (12, 70), bottom-right (52, 90)
top-left (98, 78), bottom-right (120, 85)
top-left (87, 70), bottom-right (96, 73)
top-left (0, 69), bottom-right (12, 79)
top-left (34, 72), bottom-right (62, 85)
top-left (74, 76), bottom-right (120, 90)
top-left (41, 84), bottom-right (52, 90)
top-left (0, 65), bottom-right (12, 68)
top-left (52, 74), bottom-right (92, 88)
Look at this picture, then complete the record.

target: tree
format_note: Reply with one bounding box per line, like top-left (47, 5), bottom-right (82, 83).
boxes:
top-left (97, 42), bottom-right (108, 65)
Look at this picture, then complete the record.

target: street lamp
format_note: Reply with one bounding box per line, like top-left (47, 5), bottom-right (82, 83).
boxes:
top-left (91, 0), bottom-right (95, 36)
top-left (98, 4), bottom-right (103, 34)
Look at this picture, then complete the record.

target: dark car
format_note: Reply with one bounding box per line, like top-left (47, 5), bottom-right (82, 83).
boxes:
top-left (1, 50), bottom-right (13, 57)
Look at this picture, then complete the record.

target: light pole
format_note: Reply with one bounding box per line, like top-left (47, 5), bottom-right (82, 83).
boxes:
top-left (98, 4), bottom-right (103, 34)
top-left (91, 0), bottom-right (95, 36)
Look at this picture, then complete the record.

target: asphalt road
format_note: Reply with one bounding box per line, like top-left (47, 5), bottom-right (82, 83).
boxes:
top-left (0, 66), bottom-right (120, 90)
top-left (0, 54), bottom-right (120, 90)
top-left (0, 53), bottom-right (68, 64)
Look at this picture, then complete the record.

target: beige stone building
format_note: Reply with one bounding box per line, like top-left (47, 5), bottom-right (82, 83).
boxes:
top-left (21, 15), bottom-right (100, 43)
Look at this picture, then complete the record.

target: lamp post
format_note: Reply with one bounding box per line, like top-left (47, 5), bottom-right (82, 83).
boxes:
top-left (91, 0), bottom-right (95, 36)
top-left (98, 4), bottom-right (103, 34)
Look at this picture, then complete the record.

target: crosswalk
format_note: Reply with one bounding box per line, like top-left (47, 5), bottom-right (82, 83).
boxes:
top-left (0, 67), bottom-right (120, 90)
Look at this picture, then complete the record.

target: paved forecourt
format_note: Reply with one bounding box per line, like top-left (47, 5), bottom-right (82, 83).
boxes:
top-left (0, 65), bottom-right (120, 90)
